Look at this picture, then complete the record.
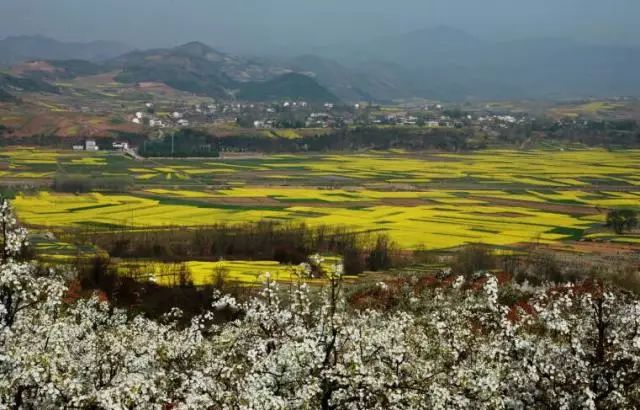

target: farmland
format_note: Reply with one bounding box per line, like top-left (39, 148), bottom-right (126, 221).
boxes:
top-left (114, 257), bottom-right (350, 287)
top-left (4, 147), bottom-right (640, 254)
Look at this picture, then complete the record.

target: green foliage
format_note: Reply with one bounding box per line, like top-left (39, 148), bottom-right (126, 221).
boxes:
top-left (237, 73), bottom-right (338, 103)
top-left (53, 174), bottom-right (134, 193)
top-left (139, 129), bottom-right (219, 158)
top-left (366, 234), bottom-right (395, 271)
top-left (607, 209), bottom-right (639, 234)
top-left (44, 60), bottom-right (108, 79)
top-left (108, 116), bottom-right (125, 125)
top-left (115, 66), bottom-right (231, 98)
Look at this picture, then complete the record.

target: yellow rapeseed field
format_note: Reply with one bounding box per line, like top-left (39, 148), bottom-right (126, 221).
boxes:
top-left (7, 148), bottom-right (640, 251)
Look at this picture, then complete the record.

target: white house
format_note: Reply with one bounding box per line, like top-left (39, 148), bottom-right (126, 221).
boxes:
top-left (135, 112), bottom-right (144, 119)
top-left (72, 145), bottom-right (84, 151)
top-left (172, 112), bottom-right (183, 119)
top-left (177, 119), bottom-right (190, 127)
top-left (112, 142), bottom-right (129, 151)
top-left (149, 119), bottom-right (165, 128)
top-left (132, 118), bottom-right (142, 124)
top-left (85, 140), bottom-right (99, 151)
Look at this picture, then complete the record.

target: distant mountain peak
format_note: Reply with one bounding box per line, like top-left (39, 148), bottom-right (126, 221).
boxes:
top-left (175, 41), bottom-right (217, 54)
top-left (172, 41), bottom-right (227, 61)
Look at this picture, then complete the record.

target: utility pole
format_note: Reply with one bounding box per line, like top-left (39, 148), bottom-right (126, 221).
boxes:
top-left (171, 133), bottom-right (175, 155)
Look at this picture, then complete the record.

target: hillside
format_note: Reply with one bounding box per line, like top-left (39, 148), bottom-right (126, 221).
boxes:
top-left (0, 72), bottom-right (59, 95)
top-left (237, 72), bottom-right (338, 102)
top-left (288, 55), bottom-right (375, 101)
top-left (0, 88), bottom-right (16, 102)
top-left (110, 43), bottom-right (236, 98)
top-left (107, 42), bottom-right (337, 101)
top-left (12, 59), bottom-right (109, 81)
top-left (0, 35), bottom-right (131, 66)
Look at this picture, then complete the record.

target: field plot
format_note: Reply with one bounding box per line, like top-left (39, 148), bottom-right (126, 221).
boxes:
top-left (116, 258), bottom-right (350, 287)
top-left (6, 148), bottom-right (640, 251)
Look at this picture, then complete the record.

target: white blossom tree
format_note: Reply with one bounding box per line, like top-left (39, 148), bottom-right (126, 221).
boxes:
top-left (1, 199), bottom-right (640, 409)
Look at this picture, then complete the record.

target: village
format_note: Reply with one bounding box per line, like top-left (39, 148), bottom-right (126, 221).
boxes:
top-left (125, 99), bottom-right (527, 132)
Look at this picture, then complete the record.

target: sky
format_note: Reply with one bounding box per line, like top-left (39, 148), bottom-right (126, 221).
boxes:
top-left (1, 0), bottom-right (639, 53)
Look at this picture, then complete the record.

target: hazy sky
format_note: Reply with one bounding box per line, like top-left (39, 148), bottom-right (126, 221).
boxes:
top-left (2, 0), bottom-right (639, 53)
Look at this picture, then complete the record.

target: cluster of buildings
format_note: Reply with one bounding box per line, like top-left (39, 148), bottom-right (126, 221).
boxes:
top-left (72, 140), bottom-right (100, 151)
top-left (131, 109), bottom-right (190, 129)
top-left (72, 140), bottom-right (130, 152)
top-left (126, 99), bottom-right (527, 132)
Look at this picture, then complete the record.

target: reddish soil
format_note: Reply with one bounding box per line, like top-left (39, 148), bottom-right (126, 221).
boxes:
top-left (379, 198), bottom-right (435, 207)
top-left (11, 61), bottom-right (57, 76)
top-left (469, 211), bottom-right (530, 218)
top-left (545, 240), bottom-right (640, 256)
top-left (5, 108), bottom-right (142, 138)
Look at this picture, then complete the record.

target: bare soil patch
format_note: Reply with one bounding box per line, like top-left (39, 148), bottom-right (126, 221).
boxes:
top-left (11, 61), bottom-right (57, 76)
top-left (469, 211), bottom-right (530, 218)
top-left (471, 196), bottom-right (603, 216)
top-left (379, 198), bottom-right (435, 207)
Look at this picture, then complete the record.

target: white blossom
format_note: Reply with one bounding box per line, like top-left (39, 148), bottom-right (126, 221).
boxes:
top-left (1, 201), bottom-right (640, 409)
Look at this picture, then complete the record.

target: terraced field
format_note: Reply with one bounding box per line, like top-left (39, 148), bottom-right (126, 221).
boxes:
top-left (5, 148), bottom-right (640, 251)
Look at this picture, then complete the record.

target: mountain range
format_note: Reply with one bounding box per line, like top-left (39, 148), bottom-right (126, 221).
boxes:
top-left (2, 28), bottom-right (640, 102)
top-left (317, 26), bottom-right (640, 100)
top-left (0, 35), bottom-right (131, 66)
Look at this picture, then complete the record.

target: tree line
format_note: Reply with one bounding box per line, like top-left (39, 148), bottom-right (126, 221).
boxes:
top-left (64, 221), bottom-right (400, 275)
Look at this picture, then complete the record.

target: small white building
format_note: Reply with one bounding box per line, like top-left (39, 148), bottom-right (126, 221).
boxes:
top-left (172, 112), bottom-right (183, 119)
top-left (135, 112), bottom-right (144, 119)
top-left (112, 142), bottom-right (129, 151)
top-left (85, 140), bottom-right (99, 151)
top-left (177, 119), bottom-right (190, 127)
top-left (145, 102), bottom-right (154, 108)
top-left (149, 119), bottom-right (165, 128)
top-left (72, 145), bottom-right (84, 151)
top-left (254, 120), bottom-right (266, 128)
top-left (132, 118), bottom-right (142, 124)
